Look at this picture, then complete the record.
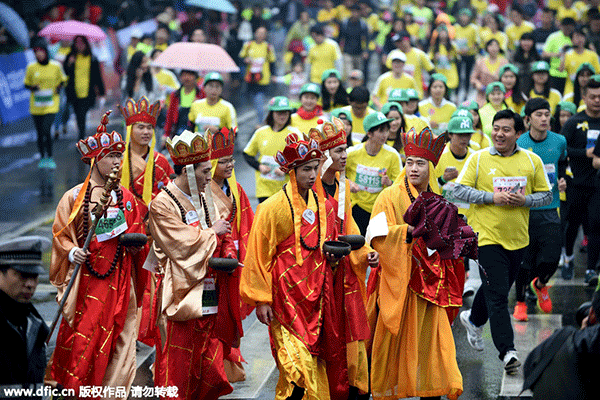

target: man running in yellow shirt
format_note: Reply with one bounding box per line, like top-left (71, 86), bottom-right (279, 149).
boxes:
top-left (371, 50), bottom-right (418, 109)
top-left (188, 72), bottom-right (237, 133)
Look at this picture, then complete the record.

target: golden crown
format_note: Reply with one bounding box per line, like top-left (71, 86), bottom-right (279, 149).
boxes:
top-left (308, 117), bottom-right (347, 152)
top-left (166, 130), bottom-right (212, 165)
top-left (119, 96), bottom-right (161, 127)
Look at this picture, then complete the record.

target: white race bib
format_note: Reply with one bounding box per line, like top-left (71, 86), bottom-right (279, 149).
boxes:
top-left (33, 89), bottom-right (54, 108)
top-left (201, 277), bottom-right (218, 315)
top-left (493, 176), bottom-right (527, 194)
top-left (186, 210), bottom-right (199, 227)
top-left (195, 114), bottom-right (220, 128)
top-left (250, 57), bottom-right (265, 73)
top-left (587, 129), bottom-right (599, 149)
top-left (544, 164), bottom-right (556, 189)
top-left (260, 155), bottom-right (285, 181)
top-left (442, 181), bottom-right (470, 209)
top-left (355, 164), bottom-right (384, 193)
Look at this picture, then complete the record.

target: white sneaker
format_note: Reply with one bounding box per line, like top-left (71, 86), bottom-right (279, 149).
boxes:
top-left (463, 278), bottom-right (478, 297)
top-left (460, 310), bottom-right (484, 351)
top-left (503, 350), bottom-right (521, 374)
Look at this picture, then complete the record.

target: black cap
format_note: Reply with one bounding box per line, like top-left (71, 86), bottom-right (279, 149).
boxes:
top-left (524, 98), bottom-right (551, 116)
top-left (0, 236), bottom-right (50, 275)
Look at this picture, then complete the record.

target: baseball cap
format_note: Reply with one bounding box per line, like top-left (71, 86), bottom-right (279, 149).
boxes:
top-left (331, 108), bottom-right (352, 123)
top-left (268, 96), bottom-right (293, 112)
top-left (388, 49), bottom-right (407, 62)
top-left (448, 116), bottom-right (475, 134)
top-left (388, 88), bottom-right (409, 103)
top-left (363, 112), bottom-right (394, 132)
top-left (300, 82), bottom-right (321, 97)
top-left (203, 72), bottom-right (224, 86)
top-left (486, 81), bottom-right (506, 95)
top-left (381, 102), bottom-right (403, 116)
top-left (531, 61), bottom-right (550, 73)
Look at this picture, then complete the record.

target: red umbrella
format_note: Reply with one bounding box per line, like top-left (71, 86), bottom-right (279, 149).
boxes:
top-left (151, 42), bottom-right (240, 73)
top-left (39, 20), bottom-right (107, 42)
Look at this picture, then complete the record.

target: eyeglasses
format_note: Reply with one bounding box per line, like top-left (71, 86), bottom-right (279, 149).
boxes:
top-left (217, 158), bottom-right (235, 165)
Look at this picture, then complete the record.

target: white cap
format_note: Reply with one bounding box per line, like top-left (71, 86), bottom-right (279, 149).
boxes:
top-left (388, 49), bottom-right (407, 62)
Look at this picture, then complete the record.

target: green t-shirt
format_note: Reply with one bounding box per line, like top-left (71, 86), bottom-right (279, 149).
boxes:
top-left (179, 88), bottom-right (196, 108)
top-left (543, 31), bottom-right (572, 78)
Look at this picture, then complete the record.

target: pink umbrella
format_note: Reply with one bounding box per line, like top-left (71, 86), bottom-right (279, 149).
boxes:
top-left (152, 42), bottom-right (240, 73)
top-left (39, 20), bottom-right (107, 42)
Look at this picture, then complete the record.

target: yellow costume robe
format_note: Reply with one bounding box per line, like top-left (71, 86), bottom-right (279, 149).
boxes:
top-left (240, 183), bottom-right (345, 400)
top-left (148, 181), bottom-right (234, 400)
top-left (366, 171), bottom-right (463, 400)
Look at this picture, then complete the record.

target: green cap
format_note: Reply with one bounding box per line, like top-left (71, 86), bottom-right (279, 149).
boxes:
top-left (331, 108), bottom-right (352, 123)
top-left (381, 101), bottom-right (403, 116)
top-left (460, 99), bottom-right (479, 110)
top-left (459, 8), bottom-right (473, 17)
top-left (268, 96), bottom-right (293, 112)
top-left (486, 81), bottom-right (506, 95)
top-left (499, 64), bottom-right (519, 77)
top-left (203, 71), bottom-right (224, 85)
top-left (448, 116), bottom-right (475, 134)
top-left (531, 61), bottom-right (550, 73)
top-left (363, 112), bottom-right (394, 132)
top-left (321, 69), bottom-right (341, 82)
top-left (558, 101), bottom-right (577, 115)
top-left (300, 82), bottom-right (321, 97)
top-left (430, 73), bottom-right (448, 85)
top-left (405, 88), bottom-right (420, 100)
top-left (577, 62), bottom-right (596, 75)
top-left (452, 108), bottom-right (474, 121)
top-left (388, 88), bottom-right (409, 102)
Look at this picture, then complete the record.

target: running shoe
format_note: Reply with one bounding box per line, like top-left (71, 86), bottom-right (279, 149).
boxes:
top-left (460, 310), bottom-right (484, 351)
top-left (562, 259), bottom-right (574, 280)
top-left (503, 350), bottom-right (521, 375)
top-left (584, 270), bottom-right (598, 287)
top-left (513, 301), bottom-right (528, 321)
top-left (530, 277), bottom-right (552, 313)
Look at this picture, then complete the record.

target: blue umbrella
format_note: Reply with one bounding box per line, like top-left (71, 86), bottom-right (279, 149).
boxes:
top-left (185, 0), bottom-right (237, 14)
top-left (0, 2), bottom-right (29, 48)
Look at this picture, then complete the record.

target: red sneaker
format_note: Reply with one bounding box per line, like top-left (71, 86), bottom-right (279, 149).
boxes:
top-left (513, 301), bottom-right (528, 322)
top-left (531, 277), bottom-right (552, 313)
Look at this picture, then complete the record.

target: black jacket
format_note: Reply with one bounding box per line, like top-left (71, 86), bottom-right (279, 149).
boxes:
top-left (0, 290), bottom-right (49, 386)
top-left (64, 53), bottom-right (105, 106)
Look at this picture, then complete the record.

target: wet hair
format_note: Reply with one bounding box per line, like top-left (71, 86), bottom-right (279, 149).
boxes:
top-left (125, 51), bottom-right (153, 98)
top-left (492, 109), bottom-right (526, 133)
top-left (69, 35), bottom-right (92, 56)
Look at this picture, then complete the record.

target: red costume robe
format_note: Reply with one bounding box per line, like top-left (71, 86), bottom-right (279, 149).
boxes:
top-left (47, 181), bottom-right (148, 397)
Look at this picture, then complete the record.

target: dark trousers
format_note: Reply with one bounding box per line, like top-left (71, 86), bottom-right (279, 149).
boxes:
top-left (458, 55), bottom-right (476, 95)
top-left (470, 245), bottom-right (525, 359)
top-left (32, 113), bottom-right (55, 158)
top-left (352, 204), bottom-right (371, 236)
top-left (71, 99), bottom-right (92, 140)
top-left (564, 184), bottom-right (593, 257)
top-left (586, 187), bottom-right (600, 271)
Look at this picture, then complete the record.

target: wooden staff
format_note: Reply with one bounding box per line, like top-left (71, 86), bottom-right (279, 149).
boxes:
top-left (46, 166), bottom-right (121, 344)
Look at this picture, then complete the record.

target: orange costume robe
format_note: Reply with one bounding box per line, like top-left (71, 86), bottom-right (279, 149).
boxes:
top-left (240, 184), bottom-right (347, 400)
top-left (148, 181), bottom-right (238, 400)
top-left (366, 174), bottom-right (463, 400)
top-left (47, 179), bottom-right (148, 397)
top-left (128, 150), bottom-right (174, 347)
top-left (320, 177), bottom-right (372, 394)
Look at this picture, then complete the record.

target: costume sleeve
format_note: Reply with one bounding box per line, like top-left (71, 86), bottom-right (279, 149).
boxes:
top-left (50, 188), bottom-right (79, 288)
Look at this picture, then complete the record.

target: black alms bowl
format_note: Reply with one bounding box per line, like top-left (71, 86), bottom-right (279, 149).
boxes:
top-left (118, 233), bottom-right (148, 247)
top-left (337, 235), bottom-right (365, 250)
top-left (208, 257), bottom-right (239, 273)
top-left (322, 240), bottom-right (352, 258)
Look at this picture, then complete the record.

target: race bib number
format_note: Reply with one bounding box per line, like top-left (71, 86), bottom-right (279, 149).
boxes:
top-left (355, 164), bottom-right (383, 193)
top-left (587, 129), bottom-right (599, 149)
top-left (493, 176), bottom-right (527, 194)
top-left (95, 207), bottom-right (128, 242)
top-left (202, 277), bottom-right (218, 315)
top-left (195, 114), bottom-right (220, 128)
top-left (33, 89), bottom-right (54, 107)
top-left (302, 209), bottom-right (316, 225)
top-left (250, 57), bottom-right (265, 73)
top-left (544, 164), bottom-right (556, 189)
top-left (260, 155), bottom-right (285, 181)
top-left (442, 181), bottom-right (470, 209)
top-left (186, 210), bottom-right (199, 227)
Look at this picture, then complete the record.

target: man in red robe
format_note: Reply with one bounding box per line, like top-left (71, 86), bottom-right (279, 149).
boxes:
top-left (46, 112), bottom-right (148, 397)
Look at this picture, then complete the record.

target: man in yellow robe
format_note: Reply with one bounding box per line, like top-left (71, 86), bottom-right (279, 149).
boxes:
top-left (366, 127), bottom-right (464, 400)
top-left (241, 132), bottom-right (348, 399)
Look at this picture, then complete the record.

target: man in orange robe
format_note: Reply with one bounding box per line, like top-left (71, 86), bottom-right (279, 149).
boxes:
top-left (366, 127), bottom-right (464, 400)
top-left (119, 97), bottom-right (174, 346)
top-left (148, 130), bottom-right (239, 400)
top-left (241, 132), bottom-right (348, 400)
top-left (310, 117), bottom-right (379, 399)
top-left (46, 113), bottom-right (149, 397)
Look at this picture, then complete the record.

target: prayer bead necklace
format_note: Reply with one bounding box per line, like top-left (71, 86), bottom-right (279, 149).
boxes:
top-left (162, 186), bottom-right (212, 227)
top-left (283, 184), bottom-right (321, 251)
top-left (404, 175), bottom-right (432, 203)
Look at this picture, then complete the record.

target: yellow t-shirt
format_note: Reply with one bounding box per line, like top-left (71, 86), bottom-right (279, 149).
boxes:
top-left (505, 21), bottom-right (535, 51)
top-left (290, 113), bottom-right (322, 135)
top-left (471, 0), bottom-right (488, 15)
top-left (346, 143), bottom-right (402, 213)
top-left (336, 5), bottom-right (351, 21)
top-left (24, 60), bottom-right (66, 115)
top-left (435, 144), bottom-right (475, 216)
top-left (528, 88), bottom-right (562, 114)
top-left (340, 105), bottom-right (377, 144)
top-left (557, 6), bottom-right (579, 21)
top-left (404, 115), bottom-right (429, 134)
top-left (239, 41), bottom-right (276, 86)
top-left (188, 98), bottom-right (237, 131)
top-left (243, 125), bottom-right (301, 198)
top-left (418, 98), bottom-right (457, 136)
top-left (563, 49), bottom-right (600, 95)
top-left (455, 148), bottom-right (551, 250)
top-left (74, 54), bottom-right (91, 99)
top-left (372, 71), bottom-right (418, 105)
top-left (453, 23), bottom-right (478, 57)
top-left (307, 41), bottom-right (340, 84)
top-left (154, 68), bottom-right (179, 108)
top-left (386, 48), bottom-right (434, 97)
top-left (505, 96), bottom-right (526, 115)
top-left (317, 8), bottom-right (340, 38)
top-left (428, 45), bottom-right (458, 89)
top-left (469, 131), bottom-right (492, 150)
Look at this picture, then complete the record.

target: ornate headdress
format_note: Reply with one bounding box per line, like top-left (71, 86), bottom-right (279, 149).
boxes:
top-left (275, 132), bottom-right (323, 174)
top-left (76, 111), bottom-right (125, 164)
top-left (119, 97), bottom-right (161, 127)
top-left (401, 126), bottom-right (446, 166)
top-left (166, 130), bottom-right (214, 228)
top-left (210, 127), bottom-right (236, 160)
top-left (166, 129), bottom-right (212, 165)
top-left (308, 117), bottom-right (346, 152)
